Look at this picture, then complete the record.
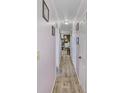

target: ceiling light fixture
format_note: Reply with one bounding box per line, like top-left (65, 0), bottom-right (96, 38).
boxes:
top-left (64, 19), bottom-right (69, 25)
top-left (65, 22), bottom-right (69, 25)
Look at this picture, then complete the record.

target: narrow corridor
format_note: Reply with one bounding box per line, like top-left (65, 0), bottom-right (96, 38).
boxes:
top-left (52, 50), bottom-right (84, 93)
top-left (38, 0), bottom-right (87, 93)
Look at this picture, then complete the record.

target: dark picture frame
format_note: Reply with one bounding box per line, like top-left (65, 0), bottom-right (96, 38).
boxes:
top-left (42, 0), bottom-right (49, 22)
top-left (52, 26), bottom-right (55, 36)
top-left (76, 37), bottom-right (79, 45)
top-left (76, 23), bottom-right (79, 31)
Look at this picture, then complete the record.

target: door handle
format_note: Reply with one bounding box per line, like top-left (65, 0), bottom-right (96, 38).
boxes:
top-left (78, 56), bottom-right (82, 59)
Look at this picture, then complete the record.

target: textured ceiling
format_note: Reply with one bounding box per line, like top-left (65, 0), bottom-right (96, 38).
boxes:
top-left (60, 23), bottom-right (73, 31)
top-left (51, 0), bottom-right (87, 31)
top-left (53, 0), bottom-right (85, 21)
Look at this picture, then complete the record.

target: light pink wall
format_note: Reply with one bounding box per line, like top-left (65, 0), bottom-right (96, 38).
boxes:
top-left (37, 24), bottom-right (56, 93)
top-left (76, 39), bottom-right (80, 75)
top-left (37, 0), bottom-right (56, 93)
top-left (78, 22), bottom-right (87, 93)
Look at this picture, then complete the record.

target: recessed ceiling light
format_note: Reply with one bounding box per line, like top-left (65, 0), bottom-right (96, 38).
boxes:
top-left (64, 19), bottom-right (69, 25)
top-left (65, 22), bottom-right (69, 25)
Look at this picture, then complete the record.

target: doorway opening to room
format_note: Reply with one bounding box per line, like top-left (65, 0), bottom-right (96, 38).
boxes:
top-left (61, 34), bottom-right (70, 55)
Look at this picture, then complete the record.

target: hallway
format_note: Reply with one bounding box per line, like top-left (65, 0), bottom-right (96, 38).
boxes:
top-left (52, 50), bottom-right (84, 93)
top-left (38, 0), bottom-right (87, 93)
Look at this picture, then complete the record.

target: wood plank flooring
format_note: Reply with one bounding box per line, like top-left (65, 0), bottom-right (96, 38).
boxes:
top-left (52, 52), bottom-right (84, 93)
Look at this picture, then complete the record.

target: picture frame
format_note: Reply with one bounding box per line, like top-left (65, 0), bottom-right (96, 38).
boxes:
top-left (42, 0), bottom-right (49, 22)
top-left (76, 23), bottom-right (79, 31)
top-left (76, 37), bottom-right (79, 45)
top-left (52, 26), bottom-right (55, 36)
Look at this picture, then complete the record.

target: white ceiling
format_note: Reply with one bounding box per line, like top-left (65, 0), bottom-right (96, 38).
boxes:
top-left (52, 0), bottom-right (86, 21)
top-left (60, 23), bottom-right (73, 31)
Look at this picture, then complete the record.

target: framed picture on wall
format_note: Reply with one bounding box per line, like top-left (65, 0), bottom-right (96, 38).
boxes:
top-left (52, 26), bottom-right (55, 36)
top-left (42, 0), bottom-right (49, 22)
top-left (76, 37), bottom-right (79, 45)
top-left (76, 23), bottom-right (79, 31)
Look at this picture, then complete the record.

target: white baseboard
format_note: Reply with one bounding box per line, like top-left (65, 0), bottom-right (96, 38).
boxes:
top-left (50, 77), bottom-right (56, 93)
